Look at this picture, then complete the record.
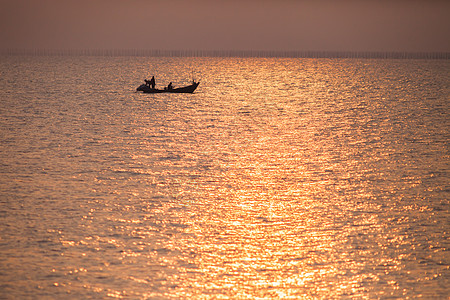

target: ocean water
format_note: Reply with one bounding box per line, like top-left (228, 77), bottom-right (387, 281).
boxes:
top-left (0, 56), bottom-right (448, 299)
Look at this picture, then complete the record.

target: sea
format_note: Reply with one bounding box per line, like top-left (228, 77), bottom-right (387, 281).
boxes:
top-left (0, 56), bottom-right (448, 299)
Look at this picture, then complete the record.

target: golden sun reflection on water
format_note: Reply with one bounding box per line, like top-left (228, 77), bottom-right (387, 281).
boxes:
top-left (164, 104), bottom-right (387, 297)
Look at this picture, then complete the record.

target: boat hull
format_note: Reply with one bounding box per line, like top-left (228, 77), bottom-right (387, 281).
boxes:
top-left (137, 82), bottom-right (200, 94)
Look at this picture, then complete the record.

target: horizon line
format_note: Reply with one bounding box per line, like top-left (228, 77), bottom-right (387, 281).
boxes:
top-left (1, 49), bottom-right (449, 59)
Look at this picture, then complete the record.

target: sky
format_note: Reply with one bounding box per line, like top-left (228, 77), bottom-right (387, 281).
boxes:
top-left (0, 0), bottom-right (449, 52)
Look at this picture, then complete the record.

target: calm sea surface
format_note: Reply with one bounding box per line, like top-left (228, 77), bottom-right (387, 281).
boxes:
top-left (0, 57), bottom-right (449, 299)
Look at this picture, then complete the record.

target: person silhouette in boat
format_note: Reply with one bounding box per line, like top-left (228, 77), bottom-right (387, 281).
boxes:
top-left (150, 76), bottom-right (155, 89)
top-left (144, 76), bottom-right (156, 89)
top-left (167, 82), bottom-right (173, 90)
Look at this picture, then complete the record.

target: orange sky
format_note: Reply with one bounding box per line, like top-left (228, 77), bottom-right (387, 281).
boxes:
top-left (1, 0), bottom-right (449, 52)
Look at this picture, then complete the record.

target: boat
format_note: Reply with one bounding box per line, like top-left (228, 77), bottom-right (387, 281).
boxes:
top-left (136, 81), bottom-right (200, 94)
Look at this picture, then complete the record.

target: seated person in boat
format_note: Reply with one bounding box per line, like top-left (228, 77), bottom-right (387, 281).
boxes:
top-left (167, 82), bottom-right (173, 90)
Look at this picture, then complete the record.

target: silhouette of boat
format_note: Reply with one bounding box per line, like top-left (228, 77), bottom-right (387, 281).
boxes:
top-left (136, 81), bottom-right (200, 94)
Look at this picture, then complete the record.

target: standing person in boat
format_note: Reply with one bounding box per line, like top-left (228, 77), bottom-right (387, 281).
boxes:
top-left (150, 76), bottom-right (156, 89)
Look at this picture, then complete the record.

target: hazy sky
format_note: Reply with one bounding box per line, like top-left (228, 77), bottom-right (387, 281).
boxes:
top-left (1, 0), bottom-right (449, 52)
